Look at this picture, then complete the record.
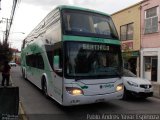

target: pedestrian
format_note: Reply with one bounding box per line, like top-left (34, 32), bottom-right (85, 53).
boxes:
top-left (1, 61), bottom-right (11, 86)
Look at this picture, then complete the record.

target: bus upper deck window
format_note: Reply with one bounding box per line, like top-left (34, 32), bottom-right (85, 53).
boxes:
top-left (69, 14), bottom-right (90, 32)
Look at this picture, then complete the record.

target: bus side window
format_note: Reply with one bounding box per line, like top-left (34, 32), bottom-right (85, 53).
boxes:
top-left (36, 54), bottom-right (44, 69)
top-left (54, 55), bottom-right (60, 70)
top-left (53, 48), bottom-right (62, 75)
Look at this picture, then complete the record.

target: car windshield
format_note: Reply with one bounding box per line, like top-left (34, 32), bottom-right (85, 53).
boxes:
top-left (123, 69), bottom-right (136, 77)
top-left (65, 42), bottom-right (122, 79)
top-left (62, 9), bottom-right (118, 39)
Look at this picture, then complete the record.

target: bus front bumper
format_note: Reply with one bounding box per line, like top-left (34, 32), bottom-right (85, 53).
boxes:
top-left (62, 91), bottom-right (123, 106)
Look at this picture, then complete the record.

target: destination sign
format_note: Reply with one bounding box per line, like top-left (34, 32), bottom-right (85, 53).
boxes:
top-left (82, 44), bottom-right (109, 51)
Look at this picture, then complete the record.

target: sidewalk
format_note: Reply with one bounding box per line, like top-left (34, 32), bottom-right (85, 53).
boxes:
top-left (0, 72), bottom-right (12, 86)
top-left (152, 82), bottom-right (160, 99)
top-left (0, 72), bottom-right (26, 120)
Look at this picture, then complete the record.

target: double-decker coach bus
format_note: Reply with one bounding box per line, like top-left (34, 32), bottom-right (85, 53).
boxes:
top-left (21, 5), bottom-right (123, 106)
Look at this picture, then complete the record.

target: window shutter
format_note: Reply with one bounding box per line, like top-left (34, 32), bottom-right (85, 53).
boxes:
top-left (152, 16), bottom-right (158, 33)
top-left (145, 18), bottom-right (152, 33)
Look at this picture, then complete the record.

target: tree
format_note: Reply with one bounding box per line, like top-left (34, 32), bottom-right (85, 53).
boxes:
top-left (0, 41), bottom-right (13, 66)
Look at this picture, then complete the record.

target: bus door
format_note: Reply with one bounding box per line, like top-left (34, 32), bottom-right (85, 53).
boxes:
top-left (53, 43), bottom-right (63, 103)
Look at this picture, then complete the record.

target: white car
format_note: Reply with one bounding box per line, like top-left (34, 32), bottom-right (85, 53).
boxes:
top-left (9, 61), bottom-right (17, 67)
top-left (122, 69), bottom-right (153, 99)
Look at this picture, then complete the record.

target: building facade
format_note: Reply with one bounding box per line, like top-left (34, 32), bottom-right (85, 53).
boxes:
top-left (10, 48), bottom-right (20, 64)
top-left (112, 3), bottom-right (141, 76)
top-left (140, 0), bottom-right (160, 83)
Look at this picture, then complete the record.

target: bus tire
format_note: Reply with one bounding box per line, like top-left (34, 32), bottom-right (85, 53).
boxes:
top-left (22, 69), bottom-right (24, 78)
top-left (22, 69), bottom-right (26, 79)
top-left (41, 77), bottom-right (48, 97)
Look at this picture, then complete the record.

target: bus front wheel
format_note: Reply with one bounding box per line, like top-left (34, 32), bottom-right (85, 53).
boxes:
top-left (42, 77), bottom-right (48, 97)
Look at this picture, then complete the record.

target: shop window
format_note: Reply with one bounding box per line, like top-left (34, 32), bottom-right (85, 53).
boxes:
top-left (144, 57), bottom-right (151, 71)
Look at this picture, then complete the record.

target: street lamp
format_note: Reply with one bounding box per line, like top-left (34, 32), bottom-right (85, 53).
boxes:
top-left (0, 31), bottom-right (25, 42)
top-left (11, 32), bottom-right (25, 34)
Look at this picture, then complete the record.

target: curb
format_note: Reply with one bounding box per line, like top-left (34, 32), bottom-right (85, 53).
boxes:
top-left (19, 101), bottom-right (28, 120)
top-left (10, 75), bottom-right (28, 120)
top-left (153, 95), bottom-right (160, 99)
top-left (152, 83), bottom-right (160, 98)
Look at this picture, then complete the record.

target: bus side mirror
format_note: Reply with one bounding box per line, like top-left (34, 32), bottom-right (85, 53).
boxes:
top-left (54, 55), bottom-right (62, 73)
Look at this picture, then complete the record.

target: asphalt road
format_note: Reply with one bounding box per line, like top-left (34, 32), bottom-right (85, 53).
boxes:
top-left (11, 66), bottom-right (160, 120)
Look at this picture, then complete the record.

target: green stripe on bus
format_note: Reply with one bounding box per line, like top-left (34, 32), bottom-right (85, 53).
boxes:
top-left (63, 35), bottom-right (120, 45)
top-left (58, 5), bottom-right (109, 16)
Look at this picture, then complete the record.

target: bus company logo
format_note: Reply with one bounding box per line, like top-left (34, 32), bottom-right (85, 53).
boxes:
top-left (100, 84), bottom-right (114, 89)
top-left (81, 86), bottom-right (88, 89)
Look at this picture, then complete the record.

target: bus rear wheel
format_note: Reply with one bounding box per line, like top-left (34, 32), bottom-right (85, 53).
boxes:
top-left (22, 69), bottom-right (26, 79)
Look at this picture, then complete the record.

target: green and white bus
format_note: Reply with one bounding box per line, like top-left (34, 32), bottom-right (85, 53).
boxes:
top-left (21, 5), bottom-right (123, 106)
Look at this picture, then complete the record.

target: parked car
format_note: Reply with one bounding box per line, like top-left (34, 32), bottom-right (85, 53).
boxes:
top-left (9, 61), bottom-right (17, 67)
top-left (122, 69), bottom-right (153, 99)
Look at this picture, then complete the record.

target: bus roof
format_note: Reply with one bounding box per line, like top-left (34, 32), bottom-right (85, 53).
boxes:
top-left (23, 5), bottom-right (111, 44)
top-left (56, 5), bottom-right (110, 16)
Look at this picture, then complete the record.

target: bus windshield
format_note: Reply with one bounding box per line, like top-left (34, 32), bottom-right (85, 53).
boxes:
top-left (65, 42), bottom-right (122, 79)
top-left (62, 9), bottom-right (118, 39)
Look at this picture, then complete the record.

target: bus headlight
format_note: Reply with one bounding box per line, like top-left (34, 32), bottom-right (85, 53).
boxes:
top-left (116, 84), bottom-right (123, 92)
top-left (66, 87), bottom-right (84, 96)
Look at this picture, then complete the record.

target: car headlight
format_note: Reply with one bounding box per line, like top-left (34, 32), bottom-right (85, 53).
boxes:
top-left (127, 81), bottom-right (138, 87)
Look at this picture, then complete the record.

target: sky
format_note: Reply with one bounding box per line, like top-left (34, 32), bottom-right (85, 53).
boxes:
top-left (0, 0), bottom-right (143, 51)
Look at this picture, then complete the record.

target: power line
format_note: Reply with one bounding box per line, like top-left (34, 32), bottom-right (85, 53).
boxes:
top-left (6, 0), bottom-right (18, 42)
top-left (0, 0), bottom-right (2, 10)
top-left (5, 0), bottom-right (21, 42)
top-left (2, 18), bottom-right (11, 42)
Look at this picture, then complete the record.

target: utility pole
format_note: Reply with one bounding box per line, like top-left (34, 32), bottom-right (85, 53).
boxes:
top-left (2, 18), bottom-right (11, 43)
top-left (0, 0), bottom-right (1, 10)
top-left (1, 0), bottom-right (19, 42)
